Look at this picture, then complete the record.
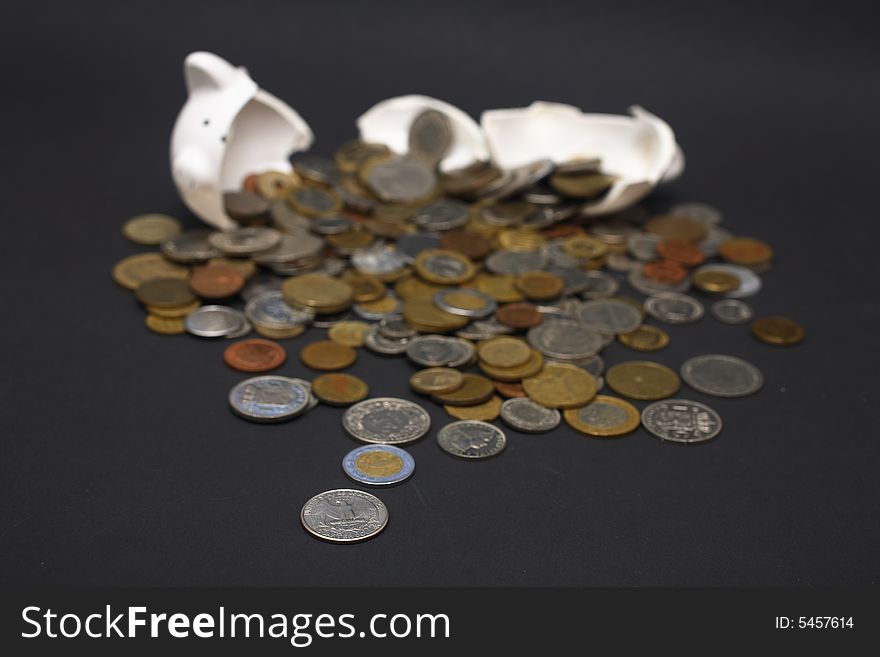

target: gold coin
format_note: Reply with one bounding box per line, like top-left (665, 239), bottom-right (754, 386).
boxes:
top-left (122, 214), bottom-right (181, 245)
top-left (441, 290), bottom-right (491, 313)
top-left (445, 396), bottom-right (503, 421)
top-left (356, 295), bottom-right (402, 316)
top-left (477, 336), bottom-right (531, 368)
top-left (514, 271), bottom-right (564, 301)
top-left (341, 271), bottom-right (387, 302)
top-left (473, 273), bottom-right (525, 303)
top-left (402, 298), bottom-right (469, 332)
top-left (410, 368), bottom-right (465, 394)
top-left (618, 325), bottom-right (670, 352)
top-left (414, 249), bottom-right (477, 285)
top-left (254, 324), bottom-right (306, 340)
top-left (112, 252), bottom-right (189, 290)
top-left (606, 360), bottom-right (680, 400)
top-left (644, 214), bottom-right (706, 243)
top-left (207, 257), bottom-right (257, 280)
top-left (312, 373), bottom-right (370, 406)
top-left (355, 449), bottom-right (404, 478)
top-left (564, 395), bottom-right (641, 437)
top-left (496, 228), bottom-right (545, 252)
top-left (328, 321), bottom-right (372, 347)
top-left (134, 277), bottom-right (196, 308)
top-left (394, 274), bottom-right (447, 300)
top-left (751, 316), bottom-right (805, 346)
top-left (432, 373), bottom-right (495, 406)
top-left (256, 170), bottom-right (300, 199)
top-left (523, 362), bottom-right (598, 409)
top-left (478, 348), bottom-right (544, 382)
top-left (145, 314), bottom-right (185, 335)
top-left (373, 203), bottom-right (420, 223)
top-left (561, 235), bottom-right (609, 261)
top-left (692, 269), bottom-right (741, 293)
top-left (326, 228), bottom-right (375, 251)
top-left (145, 299), bottom-right (201, 318)
top-left (549, 172), bottom-right (617, 198)
top-left (300, 340), bottom-right (357, 370)
top-left (282, 274), bottom-right (354, 311)
top-left (335, 140), bottom-right (391, 174)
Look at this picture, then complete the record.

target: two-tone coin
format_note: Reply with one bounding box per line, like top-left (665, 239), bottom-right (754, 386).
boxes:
top-left (343, 445), bottom-right (415, 486)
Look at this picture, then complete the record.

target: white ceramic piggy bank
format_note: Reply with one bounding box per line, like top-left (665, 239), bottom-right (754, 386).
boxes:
top-left (170, 52), bottom-right (313, 231)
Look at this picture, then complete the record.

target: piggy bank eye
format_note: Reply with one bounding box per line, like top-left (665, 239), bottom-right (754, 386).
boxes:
top-left (220, 135), bottom-right (227, 143)
top-left (203, 119), bottom-right (210, 126)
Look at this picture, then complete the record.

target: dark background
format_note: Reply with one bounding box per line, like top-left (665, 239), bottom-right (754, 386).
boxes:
top-left (1, 0), bottom-right (878, 586)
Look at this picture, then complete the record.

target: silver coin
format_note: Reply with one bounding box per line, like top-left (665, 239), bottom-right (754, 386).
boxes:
top-left (284, 377), bottom-right (319, 411)
top-left (351, 245), bottom-right (407, 275)
top-left (590, 218), bottom-right (637, 245)
top-left (268, 255), bottom-right (323, 276)
top-left (523, 185), bottom-right (562, 205)
top-left (228, 375), bottom-right (311, 423)
top-left (378, 316), bottom-right (417, 340)
top-left (291, 153), bottom-right (339, 185)
top-left (627, 268), bottom-right (691, 296)
top-left (334, 181), bottom-right (376, 214)
top-left (711, 299), bottom-right (754, 324)
top-left (456, 318), bottom-right (513, 341)
top-left (364, 326), bottom-right (410, 355)
top-left (544, 265), bottom-right (592, 296)
top-left (680, 354), bottom-right (764, 398)
top-left (481, 159), bottom-right (554, 201)
top-left (208, 227), bottom-right (281, 255)
top-left (541, 239), bottom-right (580, 269)
top-left (312, 255), bottom-right (346, 277)
top-left (289, 186), bottom-right (339, 215)
top-left (253, 231), bottom-right (325, 264)
top-left (522, 206), bottom-right (558, 229)
top-left (225, 318), bottom-right (253, 339)
top-left (576, 299), bottom-right (642, 334)
top-left (185, 305), bottom-right (247, 337)
top-left (343, 445), bottom-right (415, 486)
top-left (353, 295), bottom-right (403, 321)
top-left (343, 397), bottom-right (431, 445)
top-left (396, 233), bottom-right (441, 263)
top-left (366, 157), bottom-right (436, 204)
top-left (408, 109), bottom-right (453, 168)
top-left (644, 292), bottom-right (704, 324)
top-left (607, 253), bottom-right (636, 273)
top-left (670, 202), bottom-right (722, 226)
top-left (311, 311), bottom-right (352, 329)
top-left (245, 291), bottom-right (314, 330)
top-left (527, 318), bottom-right (604, 360)
top-left (419, 250), bottom-right (472, 281)
top-left (580, 271), bottom-right (620, 299)
top-left (697, 225), bottom-right (733, 258)
top-left (485, 249), bottom-right (548, 275)
top-left (161, 229), bottom-right (222, 263)
top-left (641, 399), bottom-right (722, 443)
top-left (300, 489), bottom-right (388, 543)
top-left (548, 353), bottom-right (604, 376)
top-left (270, 200), bottom-right (312, 233)
top-left (437, 420), bottom-right (507, 458)
top-left (434, 289), bottom-right (497, 318)
top-left (626, 232), bottom-right (660, 261)
top-left (241, 273), bottom-right (284, 302)
top-left (406, 335), bottom-right (470, 367)
top-left (311, 214), bottom-right (353, 235)
top-left (500, 398), bottom-right (560, 433)
top-left (692, 263), bottom-right (762, 299)
top-left (413, 199), bottom-right (470, 231)
top-left (537, 298), bottom-right (581, 318)
top-left (480, 200), bottom-right (531, 226)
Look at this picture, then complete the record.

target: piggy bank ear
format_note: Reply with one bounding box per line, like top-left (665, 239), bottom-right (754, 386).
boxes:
top-left (184, 51), bottom-right (240, 93)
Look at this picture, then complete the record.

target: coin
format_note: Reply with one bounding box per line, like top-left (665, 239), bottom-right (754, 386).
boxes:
top-left (440, 229), bottom-right (492, 260)
top-left (364, 157), bottom-right (437, 204)
top-left (437, 420), bottom-right (506, 459)
top-left (326, 228), bottom-right (375, 253)
top-left (224, 191), bottom-right (271, 224)
top-left (751, 316), bottom-right (806, 346)
top-left (112, 252), bottom-right (189, 290)
top-left (146, 299), bottom-right (201, 318)
top-left (656, 239), bottom-right (705, 267)
top-left (434, 289), bottom-right (497, 318)
top-left (122, 213), bottom-right (181, 245)
top-left (580, 271), bottom-right (619, 299)
top-left (414, 249), bottom-right (476, 285)
top-left (343, 445), bottom-right (415, 486)
top-left (642, 259), bottom-right (688, 284)
top-left (496, 302), bottom-right (543, 329)
top-left (527, 319), bottom-right (604, 360)
top-left (410, 367), bottom-right (464, 394)
top-left (549, 171), bottom-right (617, 198)
top-left (618, 324), bottom-right (670, 352)
top-left (711, 299), bottom-right (754, 324)
top-left (644, 214), bottom-right (706, 243)
top-left (287, 185), bottom-right (342, 217)
top-left (515, 270), bottom-right (564, 300)
top-left (432, 373), bottom-right (495, 406)
top-left (245, 290), bottom-right (314, 330)
top-left (291, 153), bottom-right (339, 186)
top-left (692, 263), bottom-right (761, 298)
top-left (253, 231), bottom-right (324, 265)
top-left (474, 273), bottom-right (525, 303)
top-left (161, 228), bottom-right (222, 263)
top-left (300, 489), bottom-right (388, 543)
top-left (643, 292), bottom-right (704, 324)
top-left (135, 277), bottom-right (196, 308)
top-left (223, 338), bottom-right (286, 372)
top-left (575, 299), bottom-right (642, 334)
top-left (499, 397), bottom-right (561, 433)
top-left (208, 227), bottom-right (281, 255)
top-left (409, 109), bottom-right (453, 167)
top-left (606, 360), bottom-right (680, 400)
top-left (351, 245), bottom-right (407, 276)
top-left (254, 170), bottom-right (298, 200)
top-left (560, 235), bottom-right (609, 262)
top-left (523, 362), bottom-right (598, 409)
top-left (402, 298), bottom-right (469, 333)
top-left (413, 199), bottom-right (470, 231)
top-left (692, 268), bottom-right (741, 293)
top-left (397, 233), bottom-right (442, 263)
top-left (719, 237), bottom-right (774, 266)
top-left (300, 340), bottom-right (357, 370)
top-left (364, 326), bottom-right (411, 355)
top-left (641, 399), bottom-right (722, 443)
top-left (477, 336), bottom-right (531, 368)
top-left (378, 316), bottom-right (417, 340)
top-left (189, 262), bottom-right (245, 299)
top-left (328, 321), bottom-right (372, 347)
top-left (670, 202), bottom-right (722, 226)
top-left (479, 348), bottom-right (544, 382)
top-left (485, 249), bottom-right (547, 275)
top-left (228, 375), bottom-right (311, 422)
top-left (336, 140), bottom-right (391, 173)
top-left (312, 372), bottom-right (370, 406)
top-left (282, 274), bottom-right (354, 312)
top-left (185, 305), bottom-right (247, 338)
top-left (145, 314), bottom-right (185, 335)
top-left (343, 397), bottom-right (431, 444)
top-left (495, 381), bottom-right (527, 398)
top-left (681, 354), bottom-right (764, 397)
top-left (341, 271), bottom-right (387, 302)
top-left (627, 268), bottom-right (691, 296)
top-left (445, 395), bottom-right (503, 421)
top-left (563, 395), bottom-right (640, 436)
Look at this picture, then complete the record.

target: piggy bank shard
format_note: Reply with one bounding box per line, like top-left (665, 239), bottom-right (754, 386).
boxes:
top-left (170, 52), bottom-right (313, 231)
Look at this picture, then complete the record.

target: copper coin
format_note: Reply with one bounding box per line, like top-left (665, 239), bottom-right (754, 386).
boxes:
top-left (300, 340), bottom-right (358, 370)
top-left (440, 230), bottom-right (493, 260)
top-left (644, 214), bottom-right (706, 243)
top-left (751, 316), bottom-right (805, 346)
top-left (242, 173), bottom-right (260, 195)
top-left (223, 339), bottom-right (287, 372)
top-left (189, 263), bottom-right (245, 299)
top-left (656, 239), bottom-right (705, 267)
top-left (494, 381), bottom-right (527, 398)
top-left (719, 237), bottom-right (774, 266)
top-left (496, 302), bottom-right (544, 329)
top-left (312, 373), bottom-right (370, 406)
top-left (642, 260), bottom-right (688, 284)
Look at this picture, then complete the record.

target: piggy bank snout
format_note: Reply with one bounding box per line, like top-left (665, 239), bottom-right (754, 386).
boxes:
top-left (173, 147), bottom-right (214, 190)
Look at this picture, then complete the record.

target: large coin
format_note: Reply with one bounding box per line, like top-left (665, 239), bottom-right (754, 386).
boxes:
top-left (343, 397), bottom-right (431, 444)
top-left (563, 395), bottom-right (640, 437)
top-left (437, 420), bottom-right (507, 459)
top-left (112, 252), bottom-right (189, 290)
top-left (408, 109), bottom-right (453, 168)
top-left (606, 360), bottom-right (680, 400)
top-left (576, 299), bottom-right (642, 334)
top-left (680, 354), bottom-right (764, 397)
top-left (300, 489), bottom-right (388, 543)
top-left (641, 399), bottom-right (722, 443)
top-left (522, 362), bottom-right (598, 409)
top-left (228, 375), bottom-right (311, 422)
top-left (527, 319), bottom-right (604, 360)
top-left (499, 397), bottom-right (560, 433)
top-left (343, 445), bottom-right (415, 486)
top-left (364, 157), bottom-right (437, 203)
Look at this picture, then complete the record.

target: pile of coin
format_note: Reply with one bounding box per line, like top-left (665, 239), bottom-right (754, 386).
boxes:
top-left (114, 109), bottom-right (805, 543)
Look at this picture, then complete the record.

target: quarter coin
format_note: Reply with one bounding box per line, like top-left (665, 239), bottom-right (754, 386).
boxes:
top-left (641, 399), bottom-right (722, 443)
top-left (606, 360), bottom-right (680, 400)
top-left (223, 338), bottom-right (286, 372)
top-left (300, 489), bottom-right (388, 543)
top-left (343, 397), bottom-right (431, 444)
top-left (312, 373), bottom-right (370, 406)
top-left (499, 397), bottom-right (560, 433)
top-left (680, 354), bottom-right (764, 397)
top-left (228, 375), bottom-right (311, 422)
top-left (437, 420), bottom-right (507, 459)
top-left (563, 395), bottom-right (640, 436)
top-left (343, 445), bottom-right (415, 486)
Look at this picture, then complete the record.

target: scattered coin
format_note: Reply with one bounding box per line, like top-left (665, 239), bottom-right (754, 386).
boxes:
top-left (135, 277), bottom-right (196, 308)
top-left (145, 314), bottom-right (185, 335)
top-left (112, 252), bottom-right (190, 290)
top-left (312, 372), bottom-right (370, 406)
top-left (606, 360), bottom-right (680, 400)
top-left (479, 348), bottom-right (544, 382)
top-left (644, 292), bottom-right (704, 324)
top-left (161, 228), bottom-right (222, 263)
top-left (563, 395), bottom-right (640, 436)
top-left (751, 316), bottom-right (805, 346)
top-left (301, 489), bottom-right (388, 543)
top-left (437, 420), bottom-right (507, 459)
top-left (500, 397), bottom-right (561, 433)
top-left (300, 340), bottom-right (357, 370)
top-left (692, 268), bottom-right (741, 293)
top-left (186, 305), bottom-right (248, 338)
top-left (495, 381), bottom-right (527, 398)
top-left (681, 354), bottom-right (764, 397)
top-left (223, 338), bottom-right (286, 372)
top-left (343, 445), bottom-right (415, 486)
top-left (523, 362), bottom-right (598, 409)
top-left (327, 320), bottom-right (372, 347)
top-left (364, 157), bottom-right (437, 204)
top-left (343, 397), bottom-right (431, 444)
top-left (711, 299), bottom-right (754, 324)
top-left (189, 262), bottom-right (245, 298)
top-left (434, 288), bottom-right (497, 318)
top-left (414, 249), bottom-right (477, 285)
top-left (228, 375), bottom-right (312, 422)
top-left (618, 324), bottom-right (670, 352)
top-left (477, 336), bottom-right (532, 368)
top-left (445, 395), bottom-right (503, 421)
top-left (641, 399), bottom-right (722, 443)
top-left (122, 213), bottom-right (181, 245)
top-left (410, 368), bottom-right (464, 395)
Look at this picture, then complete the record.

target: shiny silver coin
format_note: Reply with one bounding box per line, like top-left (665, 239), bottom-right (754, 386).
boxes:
top-left (343, 445), bottom-right (415, 486)
top-left (626, 232), bottom-right (660, 261)
top-left (343, 397), bottom-right (431, 445)
top-left (406, 335), bottom-right (470, 367)
top-left (500, 398), bottom-right (560, 433)
top-left (397, 232), bottom-right (441, 263)
top-left (241, 273), bottom-right (284, 302)
top-left (311, 214), bottom-right (353, 235)
top-left (351, 245), bottom-right (407, 275)
top-left (408, 109), bottom-right (453, 168)
top-left (437, 420), bottom-right (507, 459)
top-left (485, 249), bottom-right (548, 275)
top-left (301, 489), bottom-right (388, 543)
top-left (456, 318), bottom-right (513, 341)
top-left (413, 199), bottom-right (470, 231)
top-left (434, 289), bottom-right (497, 318)
top-left (695, 263), bottom-right (762, 299)
top-left (628, 269), bottom-right (691, 296)
top-left (697, 225), bottom-right (733, 258)
top-left (353, 295), bottom-right (403, 321)
top-left (228, 375), bottom-right (311, 423)
top-left (644, 292), bottom-right (704, 324)
top-left (208, 226), bottom-right (281, 255)
top-left (365, 157), bottom-right (437, 203)
top-left (378, 316), bottom-right (417, 340)
top-left (580, 270), bottom-right (620, 299)
top-left (185, 305), bottom-right (247, 337)
top-left (225, 318), bottom-right (253, 339)
top-left (245, 291), bottom-right (314, 330)
top-left (364, 326), bottom-right (410, 355)
top-left (576, 299), bottom-right (641, 334)
top-left (711, 299), bottom-right (754, 324)
top-left (161, 229), bottom-right (222, 263)
top-left (670, 202), bottom-right (722, 226)
top-left (291, 153), bottom-right (339, 185)
top-left (286, 377), bottom-right (320, 411)
top-left (253, 231), bottom-right (324, 264)
top-left (680, 354), bottom-right (764, 398)
top-left (527, 318), bottom-right (604, 360)
top-left (641, 399), bottom-right (722, 443)
top-left (270, 199), bottom-right (312, 233)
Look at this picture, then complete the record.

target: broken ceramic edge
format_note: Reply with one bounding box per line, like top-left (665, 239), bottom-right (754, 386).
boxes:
top-left (170, 51), bottom-right (314, 231)
top-left (356, 94), bottom-right (489, 173)
top-left (480, 101), bottom-right (684, 216)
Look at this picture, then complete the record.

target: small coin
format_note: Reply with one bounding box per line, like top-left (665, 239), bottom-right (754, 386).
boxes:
top-left (397, 233), bottom-right (442, 263)
top-left (719, 237), bottom-right (774, 266)
top-left (135, 277), bottom-right (196, 308)
top-left (300, 489), bottom-right (388, 543)
top-left (606, 360), bottom-right (680, 400)
top-left (122, 213), bottom-right (181, 245)
top-left (479, 348), bottom-right (544, 382)
top-left (496, 302), bottom-right (543, 329)
top-left (692, 268), bottom-right (741, 293)
top-left (410, 367), bottom-right (465, 394)
top-left (499, 397), bottom-right (560, 433)
top-left (432, 373), bottom-right (495, 406)
top-left (681, 354), bottom-right (764, 397)
top-left (445, 395), bottom-right (503, 421)
top-left (312, 373), bottom-right (370, 406)
top-left (343, 445), bottom-right (415, 486)
top-left (641, 399), bottom-right (722, 443)
top-left (228, 375), bottom-right (311, 422)
top-left (576, 299), bottom-right (643, 334)
top-left (437, 420), bottom-right (507, 459)
top-left (485, 249), bottom-right (548, 275)
top-left (618, 325), bottom-right (670, 352)
top-left (560, 235), bottom-right (609, 262)
top-left (300, 340), bottom-right (357, 370)
top-left (378, 316), bottom-right (417, 340)
top-left (523, 362), bottom-right (598, 409)
top-left (434, 289), bottom-right (497, 318)
top-left (515, 270), bottom-right (564, 300)
top-left (477, 336), bottom-right (532, 369)
top-left (563, 395), bottom-right (640, 437)
top-left (549, 171), bottom-right (617, 198)
top-left (185, 305), bottom-right (247, 338)
top-left (161, 228), bottom-right (222, 263)
top-left (711, 299), bottom-right (754, 324)
top-left (223, 339), bottom-right (286, 372)
top-left (527, 319), bottom-right (604, 360)
top-left (145, 314), bottom-right (185, 335)
top-left (343, 397), bottom-right (431, 444)
top-left (328, 321), bottom-right (372, 347)
top-left (627, 268), bottom-right (691, 296)
top-left (751, 316), bottom-right (806, 346)
top-left (644, 292), bottom-right (704, 324)
top-left (208, 227), bottom-right (281, 255)
top-left (336, 140), bottom-right (391, 173)
top-left (189, 262), bottom-right (245, 299)
top-left (291, 153), bottom-right (339, 186)
top-left (112, 252), bottom-right (189, 290)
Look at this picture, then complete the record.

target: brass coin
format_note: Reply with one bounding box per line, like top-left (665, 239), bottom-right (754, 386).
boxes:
top-left (692, 269), bottom-right (741, 293)
top-left (341, 271), bottom-right (387, 302)
top-left (445, 396), bottom-right (503, 421)
top-left (414, 249), bottom-right (477, 285)
top-left (145, 299), bottom-right (201, 318)
top-left (326, 228), bottom-right (375, 251)
top-left (644, 214), bottom-right (706, 243)
top-left (328, 321), bottom-right (372, 347)
top-left (432, 373), bottom-right (495, 406)
top-left (477, 336), bottom-right (532, 368)
top-left (112, 252), bottom-right (189, 290)
top-left (515, 271), bottom-right (564, 301)
top-left (282, 274), bottom-right (354, 312)
top-left (479, 349), bottom-right (544, 382)
top-left (564, 395), bottom-right (641, 437)
top-left (312, 373), bottom-right (370, 406)
top-left (287, 185), bottom-right (343, 218)
top-left (618, 325), bottom-right (670, 352)
top-left (523, 362), bottom-right (598, 409)
top-left (355, 450), bottom-right (405, 478)
top-left (189, 263), bottom-right (245, 299)
top-left (300, 340), bottom-right (357, 370)
top-left (254, 324), bottom-right (306, 340)
top-left (122, 214), bottom-right (181, 245)
top-left (145, 314), bottom-right (185, 335)
top-left (207, 257), bottom-right (257, 280)
top-left (751, 316), bottom-right (805, 346)
top-left (474, 273), bottom-right (525, 303)
top-left (496, 228), bottom-right (545, 252)
top-left (719, 237), bottom-right (774, 266)
top-left (402, 298), bottom-right (469, 332)
top-left (410, 367), bottom-right (465, 395)
top-left (560, 235), bottom-right (609, 261)
top-left (256, 170), bottom-right (299, 200)
top-left (606, 360), bottom-right (680, 400)
top-left (357, 295), bottom-right (402, 316)
top-left (335, 140), bottom-right (391, 174)
top-left (394, 274), bottom-right (447, 300)
top-left (135, 277), bottom-right (196, 308)
top-left (549, 172), bottom-right (617, 198)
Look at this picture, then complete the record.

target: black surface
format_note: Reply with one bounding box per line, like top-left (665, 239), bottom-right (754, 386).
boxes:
top-left (1, 0), bottom-right (878, 586)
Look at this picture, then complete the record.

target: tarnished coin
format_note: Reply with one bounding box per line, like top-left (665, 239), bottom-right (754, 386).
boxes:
top-left (300, 340), bottom-right (357, 370)
top-left (288, 185), bottom-right (342, 217)
top-left (328, 320), bottom-right (372, 347)
top-left (410, 367), bottom-right (464, 395)
top-left (135, 277), bottom-right (196, 308)
top-left (208, 227), bottom-right (281, 255)
top-left (643, 259), bottom-right (688, 284)
top-left (434, 288), bottom-right (497, 318)
top-left (549, 171), bottom-right (617, 198)
top-left (343, 397), bottom-right (431, 444)
top-left (223, 338), bottom-right (286, 372)
top-left (751, 316), bottom-right (806, 346)
top-left (161, 228), bottom-right (222, 263)
top-left (364, 326), bottom-right (411, 355)
top-left (576, 299), bottom-right (642, 334)
top-left (644, 292), bottom-right (704, 324)
top-left (312, 373), bottom-right (370, 406)
top-left (185, 305), bottom-right (247, 338)
top-left (618, 325), bottom-right (670, 352)
top-left (496, 302), bottom-right (543, 329)
top-left (445, 395), bottom-right (503, 421)
top-left (432, 373), bottom-right (495, 406)
top-left (112, 252), bottom-right (189, 290)
top-left (300, 489), bottom-right (388, 543)
top-left (527, 319), bottom-right (604, 360)
top-left (145, 314), bottom-right (185, 335)
top-left (228, 375), bottom-right (311, 422)
top-left (122, 213), bottom-right (181, 245)
top-left (189, 262), bottom-right (245, 299)
top-left (477, 336), bottom-right (532, 369)
top-left (406, 335), bottom-right (472, 367)
top-left (657, 239), bottom-right (705, 267)
top-left (495, 381), bottom-right (527, 398)
top-left (437, 420), bottom-right (507, 459)
top-left (641, 399), bottom-right (722, 443)
top-left (681, 354), bottom-right (764, 397)
top-left (499, 397), bottom-right (560, 433)
top-left (563, 395), bottom-right (640, 437)
top-left (523, 362), bottom-right (598, 409)
top-left (606, 360), bottom-right (680, 400)
top-left (474, 273), bottom-right (526, 303)
top-left (343, 445), bottom-right (415, 486)
top-left (146, 298), bottom-right (200, 318)
top-left (413, 199), bottom-right (469, 231)
top-left (255, 170), bottom-right (299, 200)
top-left (711, 299), bottom-right (754, 324)
top-left (364, 157), bottom-right (437, 204)
top-left (408, 109), bottom-right (453, 168)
